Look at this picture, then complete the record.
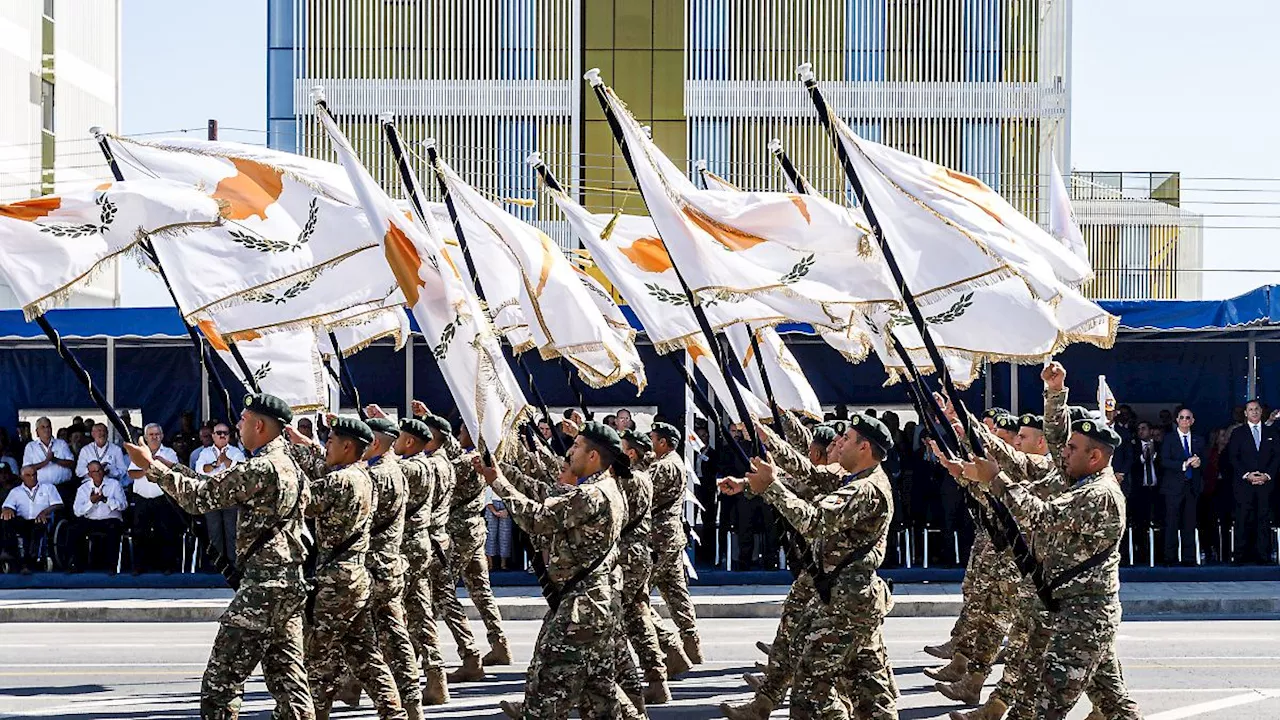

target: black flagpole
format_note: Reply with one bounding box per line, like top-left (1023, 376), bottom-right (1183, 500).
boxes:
top-left (586, 70), bottom-right (764, 458)
top-left (91, 128), bottom-right (239, 421)
top-left (528, 155), bottom-right (754, 468)
top-left (800, 67), bottom-right (1054, 606)
top-left (325, 331), bottom-right (367, 420)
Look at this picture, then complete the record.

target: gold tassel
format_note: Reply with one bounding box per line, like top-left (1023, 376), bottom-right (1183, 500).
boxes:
top-left (600, 210), bottom-right (622, 241)
top-left (504, 197), bottom-right (537, 208)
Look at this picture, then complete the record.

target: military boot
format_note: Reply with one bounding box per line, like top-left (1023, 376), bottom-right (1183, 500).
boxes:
top-left (719, 695), bottom-right (775, 720)
top-left (924, 651), bottom-right (972, 682)
top-left (1083, 708), bottom-right (1105, 720)
top-left (755, 640), bottom-right (772, 657)
top-left (404, 698), bottom-right (425, 720)
top-left (925, 637), bottom-right (956, 660)
top-left (447, 653), bottom-right (485, 683)
top-left (499, 699), bottom-right (523, 719)
top-left (743, 672), bottom-right (765, 692)
top-left (643, 678), bottom-right (672, 704)
top-left (992, 643), bottom-right (1008, 665)
top-left (315, 700), bottom-right (332, 720)
top-left (334, 674), bottom-right (362, 707)
top-left (937, 670), bottom-right (985, 705)
top-left (625, 690), bottom-right (647, 717)
top-left (948, 696), bottom-right (1007, 720)
top-left (482, 636), bottom-right (512, 666)
top-left (682, 633), bottom-right (704, 664)
top-left (664, 642), bottom-right (692, 679)
top-left (423, 668), bottom-right (451, 705)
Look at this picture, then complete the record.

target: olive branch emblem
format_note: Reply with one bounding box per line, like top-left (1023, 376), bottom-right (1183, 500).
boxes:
top-left (433, 319), bottom-right (459, 360)
top-left (887, 292), bottom-right (974, 328)
top-left (243, 277), bottom-right (316, 305)
top-left (226, 198), bottom-right (319, 253)
top-left (646, 283), bottom-right (689, 306)
top-left (779, 254), bottom-right (814, 285)
top-left (251, 362), bottom-right (272, 383)
top-left (37, 195), bottom-right (117, 238)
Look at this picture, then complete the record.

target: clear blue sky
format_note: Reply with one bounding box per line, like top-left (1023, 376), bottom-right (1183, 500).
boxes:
top-left (118, 0), bottom-right (1280, 304)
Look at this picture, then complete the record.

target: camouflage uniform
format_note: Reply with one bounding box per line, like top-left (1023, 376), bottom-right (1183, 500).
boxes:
top-left (490, 466), bottom-right (627, 719)
top-left (435, 436), bottom-right (507, 652)
top-left (761, 463), bottom-right (897, 718)
top-left (290, 445), bottom-right (405, 720)
top-left (648, 448), bottom-right (698, 643)
top-left (399, 449), bottom-right (451, 671)
top-left (616, 451), bottom-right (666, 683)
top-left (147, 435), bottom-right (314, 720)
top-left (361, 453), bottom-right (420, 707)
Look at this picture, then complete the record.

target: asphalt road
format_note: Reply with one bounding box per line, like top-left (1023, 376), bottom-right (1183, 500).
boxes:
top-left (0, 617), bottom-right (1277, 719)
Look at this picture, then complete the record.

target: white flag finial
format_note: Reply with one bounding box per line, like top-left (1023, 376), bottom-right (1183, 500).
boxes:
top-left (377, 112), bottom-right (394, 124)
top-left (525, 151), bottom-right (543, 168)
top-left (767, 138), bottom-right (783, 154)
top-left (422, 137), bottom-right (437, 150)
top-left (89, 126), bottom-right (105, 138)
top-left (584, 68), bottom-right (602, 86)
top-left (695, 159), bottom-right (707, 171)
top-left (309, 86), bottom-right (326, 103)
top-left (796, 62), bottom-right (815, 82)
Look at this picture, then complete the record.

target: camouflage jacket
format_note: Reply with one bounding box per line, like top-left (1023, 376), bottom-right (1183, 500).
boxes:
top-left (999, 466), bottom-right (1126, 599)
top-left (425, 448), bottom-right (455, 553)
top-left (147, 434), bottom-right (309, 574)
top-left (779, 408), bottom-right (815, 454)
top-left (365, 453), bottom-right (407, 582)
top-left (1043, 385), bottom-right (1074, 483)
top-left (491, 468), bottom-right (625, 588)
top-left (763, 464), bottom-right (893, 578)
top-left (759, 422), bottom-right (843, 499)
top-left (648, 449), bottom-right (687, 554)
top-left (616, 453), bottom-right (654, 569)
top-left (291, 444), bottom-right (373, 571)
top-left (446, 439), bottom-right (485, 543)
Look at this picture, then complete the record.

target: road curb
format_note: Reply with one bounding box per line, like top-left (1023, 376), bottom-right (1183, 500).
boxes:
top-left (3, 593), bottom-right (1278, 622)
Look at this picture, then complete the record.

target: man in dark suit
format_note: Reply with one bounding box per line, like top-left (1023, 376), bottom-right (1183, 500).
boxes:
top-left (1130, 421), bottom-right (1162, 563)
top-left (1160, 408), bottom-right (1204, 565)
top-left (1227, 399), bottom-right (1278, 564)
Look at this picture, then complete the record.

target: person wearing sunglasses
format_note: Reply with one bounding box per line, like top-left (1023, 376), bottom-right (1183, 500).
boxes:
top-left (1159, 408), bottom-right (1205, 566)
top-left (194, 424), bottom-right (247, 571)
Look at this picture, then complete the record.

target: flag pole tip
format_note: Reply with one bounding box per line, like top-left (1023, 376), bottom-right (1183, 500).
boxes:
top-left (796, 62), bottom-right (815, 82)
top-left (309, 85), bottom-right (326, 102)
top-left (422, 137), bottom-right (437, 150)
top-left (584, 67), bottom-right (603, 86)
top-left (525, 151), bottom-right (543, 168)
top-left (377, 112), bottom-right (394, 124)
top-left (641, 125), bottom-right (652, 139)
top-left (767, 138), bottom-right (783, 154)
top-left (694, 159), bottom-right (707, 171)
top-left (89, 126), bottom-right (104, 138)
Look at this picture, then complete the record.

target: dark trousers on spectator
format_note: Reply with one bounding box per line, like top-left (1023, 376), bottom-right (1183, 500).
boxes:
top-left (1130, 484), bottom-right (1161, 562)
top-left (66, 517), bottom-right (124, 572)
top-left (0, 517), bottom-right (50, 571)
top-left (1233, 478), bottom-right (1274, 564)
top-left (132, 495), bottom-right (181, 573)
top-left (1162, 480), bottom-right (1199, 564)
top-left (204, 508), bottom-right (238, 570)
top-left (716, 493), bottom-right (738, 568)
top-left (56, 481), bottom-right (79, 511)
top-left (732, 495), bottom-right (775, 570)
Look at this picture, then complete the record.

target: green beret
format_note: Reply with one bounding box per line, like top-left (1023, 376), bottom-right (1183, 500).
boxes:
top-left (243, 393), bottom-right (292, 425)
top-left (649, 422), bottom-right (680, 444)
top-left (367, 418), bottom-right (399, 437)
top-left (1067, 405), bottom-right (1096, 423)
top-left (580, 421), bottom-right (625, 457)
top-left (994, 414), bottom-right (1020, 432)
top-left (1072, 418), bottom-right (1121, 448)
top-left (826, 420), bottom-right (848, 437)
top-left (1018, 414), bottom-right (1044, 431)
top-left (811, 425), bottom-right (837, 446)
top-left (398, 418), bottom-right (432, 442)
top-left (329, 416), bottom-right (373, 446)
top-left (983, 407), bottom-right (1010, 420)
top-left (621, 428), bottom-right (652, 451)
top-left (421, 414), bottom-right (451, 436)
top-left (848, 412), bottom-right (893, 452)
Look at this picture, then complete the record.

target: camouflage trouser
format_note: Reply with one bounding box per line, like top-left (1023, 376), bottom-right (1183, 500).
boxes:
top-left (524, 588), bottom-right (620, 718)
top-left (1036, 597), bottom-right (1140, 720)
top-left (201, 575), bottom-right (313, 720)
top-left (445, 532), bottom-right (506, 645)
top-left (370, 573), bottom-right (421, 706)
top-left (429, 541), bottom-right (480, 659)
top-left (791, 575), bottom-right (896, 719)
top-left (953, 538), bottom-right (1018, 674)
top-left (305, 567), bottom-right (406, 719)
top-left (620, 553), bottom-right (666, 680)
top-left (651, 547), bottom-right (698, 638)
top-left (403, 548), bottom-right (444, 670)
top-left (757, 572), bottom-right (817, 705)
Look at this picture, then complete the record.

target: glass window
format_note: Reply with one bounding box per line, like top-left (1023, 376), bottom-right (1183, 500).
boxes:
top-left (267, 0), bottom-right (294, 48)
top-left (40, 79), bottom-right (54, 133)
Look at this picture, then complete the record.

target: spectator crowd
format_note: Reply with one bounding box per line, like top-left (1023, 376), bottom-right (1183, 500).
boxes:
top-left (0, 398), bottom-right (1276, 577)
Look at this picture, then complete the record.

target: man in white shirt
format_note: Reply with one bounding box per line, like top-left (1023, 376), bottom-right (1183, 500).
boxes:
top-left (127, 423), bottom-right (182, 575)
top-left (189, 426), bottom-right (215, 467)
top-left (76, 423), bottom-right (128, 488)
top-left (193, 423), bottom-right (245, 570)
top-left (1, 465), bottom-right (63, 574)
top-left (21, 417), bottom-right (75, 505)
top-left (67, 461), bottom-right (128, 573)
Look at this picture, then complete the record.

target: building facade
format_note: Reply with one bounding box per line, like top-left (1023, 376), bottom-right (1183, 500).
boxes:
top-left (0, 0), bottom-right (121, 309)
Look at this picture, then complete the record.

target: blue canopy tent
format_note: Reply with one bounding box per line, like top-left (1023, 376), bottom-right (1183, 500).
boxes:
top-left (2, 285), bottom-right (1278, 433)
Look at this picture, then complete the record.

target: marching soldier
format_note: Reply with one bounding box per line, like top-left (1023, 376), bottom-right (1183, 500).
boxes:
top-left (391, 417), bottom-right (451, 704)
top-left (729, 412), bottom-right (898, 718)
top-left (962, 362), bottom-right (1140, 720)
top-left (285, 416), bottom-right (406, 720)
top-left (124, 393), bottom-right (314, 720)
top-left (477, 421), bottom-right (629, 719)
top-left (618, 427), bottom-right (671, 704)
top-left (647, 422), bottom-right (703, 666)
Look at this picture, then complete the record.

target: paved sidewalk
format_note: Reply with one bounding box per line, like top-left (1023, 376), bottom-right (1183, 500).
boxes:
top-left (1, 581), bottom-right (1277, 622)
